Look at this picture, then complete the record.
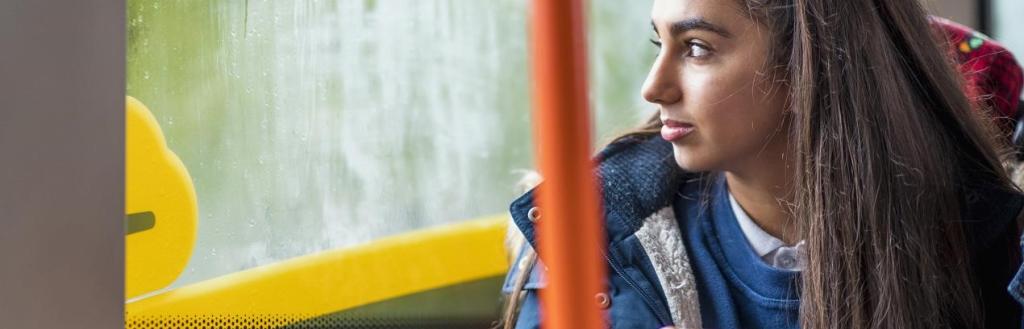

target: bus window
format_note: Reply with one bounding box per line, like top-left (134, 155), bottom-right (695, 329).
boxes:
top-left (126, 0), bottom-right (655, 327)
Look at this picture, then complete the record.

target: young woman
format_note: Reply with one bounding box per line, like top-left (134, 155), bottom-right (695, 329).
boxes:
top-left (499, 0), bottom-right (1024, 328)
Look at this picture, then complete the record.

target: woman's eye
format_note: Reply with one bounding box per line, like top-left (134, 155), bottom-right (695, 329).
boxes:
top-left (686, 42), bottom-right (711, 58)
top-left (648, 39), bottom-right (711, 60)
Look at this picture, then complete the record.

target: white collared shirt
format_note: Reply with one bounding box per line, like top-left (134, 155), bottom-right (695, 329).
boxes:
top-left (728, 191), bottom-right (806, 271)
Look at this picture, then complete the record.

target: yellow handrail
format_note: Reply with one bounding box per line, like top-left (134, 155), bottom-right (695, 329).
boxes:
top-left (126, 215), bottom-right (509, 328)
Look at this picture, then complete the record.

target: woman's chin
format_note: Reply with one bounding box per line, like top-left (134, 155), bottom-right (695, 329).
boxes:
top-left (671, 147), bottom-right (714, 172)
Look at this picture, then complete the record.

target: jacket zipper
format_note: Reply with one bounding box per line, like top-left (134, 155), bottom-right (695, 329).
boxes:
top-left (605, 253), bottom-right (673, 325)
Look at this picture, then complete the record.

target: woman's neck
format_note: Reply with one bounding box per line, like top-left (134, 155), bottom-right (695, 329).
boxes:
top-left (724, 149), bottom-right (798, 245)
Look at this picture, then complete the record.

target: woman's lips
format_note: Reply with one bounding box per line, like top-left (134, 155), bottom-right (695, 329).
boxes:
top-left (661, 119), bottom-right (695, 141)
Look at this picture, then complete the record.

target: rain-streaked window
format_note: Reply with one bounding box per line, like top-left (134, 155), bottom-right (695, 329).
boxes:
top-left (993, 0), bottom-right (1024, 58)
top-left (126, 0), bottom-right (655, 326)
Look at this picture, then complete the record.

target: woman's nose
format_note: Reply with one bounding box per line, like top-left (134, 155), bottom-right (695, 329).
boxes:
top-left (641, 56), bottom-right (682, 105)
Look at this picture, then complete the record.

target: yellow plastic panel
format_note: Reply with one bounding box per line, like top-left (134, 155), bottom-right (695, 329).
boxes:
top-left (126, 96), bottom-right (199, 299)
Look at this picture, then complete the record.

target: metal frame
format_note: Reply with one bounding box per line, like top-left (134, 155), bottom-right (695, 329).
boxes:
top-left (978, 0), bottom-right (991, 35)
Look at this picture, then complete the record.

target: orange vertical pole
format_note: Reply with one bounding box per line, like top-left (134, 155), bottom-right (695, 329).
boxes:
top-left (529, 0), bottom-right (606, 328)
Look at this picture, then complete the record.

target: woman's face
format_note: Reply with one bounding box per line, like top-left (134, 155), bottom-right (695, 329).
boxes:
top-left (643, 0), bottom-right (790, 173)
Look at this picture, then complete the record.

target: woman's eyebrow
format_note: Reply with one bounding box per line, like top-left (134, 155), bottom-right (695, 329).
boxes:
top-left (651, 18), bottom-right (733, 38)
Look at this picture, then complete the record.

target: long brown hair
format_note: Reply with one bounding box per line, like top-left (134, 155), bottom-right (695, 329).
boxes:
top-left (616, 0), bottom-right (1018, 328)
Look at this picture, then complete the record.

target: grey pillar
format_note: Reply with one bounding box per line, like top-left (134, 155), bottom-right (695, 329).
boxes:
top-left (0, 1), bottom-right (124, 328)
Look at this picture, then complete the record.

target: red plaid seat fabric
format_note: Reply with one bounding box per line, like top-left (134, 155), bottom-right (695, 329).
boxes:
top-left (931, 16), bottom-right (1024, 141)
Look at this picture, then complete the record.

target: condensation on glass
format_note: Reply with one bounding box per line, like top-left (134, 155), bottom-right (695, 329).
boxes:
top-left (127, 0), bottom-right (657, 288)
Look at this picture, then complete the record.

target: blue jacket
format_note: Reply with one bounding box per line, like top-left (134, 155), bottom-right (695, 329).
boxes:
top-left (502, 135), bottom-right (1024, 328)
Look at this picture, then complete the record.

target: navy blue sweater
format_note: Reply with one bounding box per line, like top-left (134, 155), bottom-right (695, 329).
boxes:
top-left (675, 174), bottom-right (800, 328)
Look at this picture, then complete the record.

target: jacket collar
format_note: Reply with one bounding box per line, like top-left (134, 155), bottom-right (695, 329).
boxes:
top-left (509, 136), bottom-right (686, 252)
